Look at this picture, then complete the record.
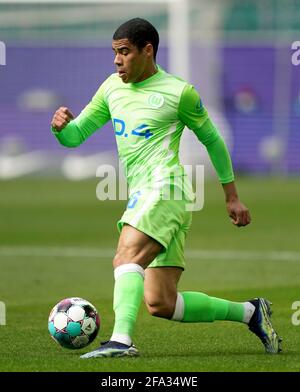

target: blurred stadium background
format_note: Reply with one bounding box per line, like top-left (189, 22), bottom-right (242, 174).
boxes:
top-left (0, 0), bottom-right (300, 179)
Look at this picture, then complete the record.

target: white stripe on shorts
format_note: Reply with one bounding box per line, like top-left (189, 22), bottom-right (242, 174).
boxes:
top-left (129, 189), bottom-right (160, 227)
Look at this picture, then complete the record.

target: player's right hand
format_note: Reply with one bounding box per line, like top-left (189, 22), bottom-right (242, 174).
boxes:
top-left (51, 107), bottom-right (75, 131)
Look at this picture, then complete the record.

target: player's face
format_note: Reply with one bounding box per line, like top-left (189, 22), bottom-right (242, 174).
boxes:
top-left (112, 38), bottom-right (152, 83)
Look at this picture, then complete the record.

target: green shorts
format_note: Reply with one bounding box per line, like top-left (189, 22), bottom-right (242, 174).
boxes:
top-left (117, 187), bottom-right (193, 270)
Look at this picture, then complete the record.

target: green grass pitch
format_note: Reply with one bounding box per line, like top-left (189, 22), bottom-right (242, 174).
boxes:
top-left (0, 177), bottom-right (300, 372)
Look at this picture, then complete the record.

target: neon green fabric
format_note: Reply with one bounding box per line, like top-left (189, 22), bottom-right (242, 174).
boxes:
top-left (201, 121), bottom-right (235, 184)
top-left (178, 84), bottom-right (234, 184)
top-left (112, 272), bottom-right (144, 337)
top-left (52, 66), bottom-right (234, 195)
top-left (51, 121), bottom-right (84, 147)
top-left (117, 186), bottom-right (192, 269)
top-left (181, 292), bottom-right (244, 323)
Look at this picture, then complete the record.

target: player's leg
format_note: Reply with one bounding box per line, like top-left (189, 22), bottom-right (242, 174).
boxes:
top-left (113, 223), bottom-right (162, 269)
top-left (144, 266), bottom-right (182, 319)
top-left (80, 224), bottom-right (162, 358)
top-left (171, 291), bottom-right (281, 353)
top-left (144, 264), bottom-right (254, 323)
top-left (110, 224), bottom-right (162, 345)
top-left (145, 228), bottom-right (281, 354)
top-left (146, 220), bottom-right (255, 324)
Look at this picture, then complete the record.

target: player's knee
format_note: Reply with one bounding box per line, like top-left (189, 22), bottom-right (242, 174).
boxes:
top-left (113, 244), bottom-right (138, 267)
top-left (113, 243), bottom-right (160, 268)
top-left (145, 298), bottom-right (175, 319)
top-left (113, 245), bottom-right (145, 268)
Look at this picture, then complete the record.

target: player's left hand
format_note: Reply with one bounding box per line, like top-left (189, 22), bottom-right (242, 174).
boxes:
top-left (226, 199), bottom-right (251, 227)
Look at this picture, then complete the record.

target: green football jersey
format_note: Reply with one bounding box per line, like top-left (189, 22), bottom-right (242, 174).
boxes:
top-left (52, 66), bottom-right (234, 197)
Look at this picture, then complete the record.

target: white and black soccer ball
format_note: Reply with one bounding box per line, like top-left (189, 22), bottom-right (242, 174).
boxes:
top-left (48, 297), bottom-right (100, 349)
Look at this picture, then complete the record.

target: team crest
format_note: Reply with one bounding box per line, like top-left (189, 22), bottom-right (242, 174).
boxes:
top-left (148, 93), bottom-right (164, 108)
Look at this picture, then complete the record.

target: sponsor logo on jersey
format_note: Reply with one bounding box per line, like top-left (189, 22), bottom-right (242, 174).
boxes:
top-left (148, 93), bottom-right (164, 108)
top-left (195, 99), bottom-right (203, 111)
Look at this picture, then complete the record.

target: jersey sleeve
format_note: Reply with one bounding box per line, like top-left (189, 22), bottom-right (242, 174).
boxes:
top-left (52, 81), bottom-right (111, 147)
top-left (178, 84), bottom-right (234, 184)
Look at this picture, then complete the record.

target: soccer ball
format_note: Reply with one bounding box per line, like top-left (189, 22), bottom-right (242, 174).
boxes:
top-left (48, 297), bottom-right (100, 349)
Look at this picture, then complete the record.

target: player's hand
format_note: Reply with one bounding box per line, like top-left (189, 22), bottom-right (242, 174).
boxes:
top-left (51, 107), bottom-right (75, 131)
top-left (226, 199), bottom-right (251, 227)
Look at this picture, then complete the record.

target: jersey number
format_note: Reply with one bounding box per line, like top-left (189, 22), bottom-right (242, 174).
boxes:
top-left (113, 119), bottom-right (153, 139)
top-left (127, 191), bottom-right (141, 209)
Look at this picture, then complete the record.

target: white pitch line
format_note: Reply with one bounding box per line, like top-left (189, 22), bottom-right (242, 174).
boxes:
top-left (0, 246), bottom-right (300, 262)
top-left (0, 246), bottom-right (113, 258)
top-left (186, 249), bottom-right (300, 262)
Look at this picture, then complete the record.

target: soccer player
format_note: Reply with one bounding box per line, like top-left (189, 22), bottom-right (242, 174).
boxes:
top-left (51, 18), bottom-right (281, 358)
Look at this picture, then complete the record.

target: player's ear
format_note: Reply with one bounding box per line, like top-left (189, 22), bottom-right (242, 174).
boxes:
top-left (144, 43), bottom-right (153, 58)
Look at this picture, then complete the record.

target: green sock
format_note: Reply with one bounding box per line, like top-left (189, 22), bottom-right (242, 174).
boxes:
top-left (111, 265), bottom-right (144, 344)
top-left (180, 291), bottom-right (244, 323)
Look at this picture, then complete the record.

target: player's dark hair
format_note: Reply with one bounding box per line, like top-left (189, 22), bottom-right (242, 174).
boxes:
top-left (113, 18), bottom-right (159, 60)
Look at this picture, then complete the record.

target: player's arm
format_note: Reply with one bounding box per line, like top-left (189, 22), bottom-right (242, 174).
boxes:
top-left (178, 84), bottom-right (250, 227)
top-left (51, 83), bottom-right (111, 147)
